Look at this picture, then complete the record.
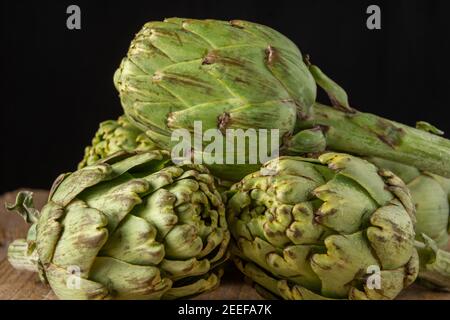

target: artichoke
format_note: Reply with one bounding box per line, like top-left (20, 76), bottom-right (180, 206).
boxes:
top-left (114, 18), bottom-right (450, 180)
top-left (6, 150), bottom-right (230, 299)
top-left (369, 157), bottom-right (450, 248)
top-left (78, 115), bottom-right (156, 169)
top-left (368, 157), bottom-right (450, 290)
top-left (226, 153), bottom-right (420, 299)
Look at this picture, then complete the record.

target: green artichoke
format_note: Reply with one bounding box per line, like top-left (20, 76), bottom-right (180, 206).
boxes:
top-left (114, 18), bottom-right (450, 180)
top-left (367, 157), bottom-right (450, 290)
top-left (78, 115), bottom-right (156, 169)
top-left (369, 157), bottom-right (450, 248)
top-left (6, 150), bottom-right (230, 299)
top-left (226, 153), bottom-right (419, 299)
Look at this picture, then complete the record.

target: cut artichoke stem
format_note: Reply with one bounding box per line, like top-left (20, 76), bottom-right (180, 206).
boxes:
top-left (7, 239), bottom-right (40, 273)
top-left (293, 103), bottom-right (450, 178)
top-left (5, 192), bottom-right (42, 273)
top-left (415, 234), bottom-right (450, 290)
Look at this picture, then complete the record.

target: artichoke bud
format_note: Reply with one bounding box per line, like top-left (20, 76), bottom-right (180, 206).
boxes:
top-left (6, 151), bottom-right (229, 300)
top-left (227, 152), bottom-right (419, 299)
top-left (78, 115), bottom-right (156, 169)
top-left (113, 18), bottom-right (317, 180)
top-left (369, 157), bottom-right (449, 249)
top-left (285, 127), bottom-right (327, 154)
top-left (367, 157), bottom-right (450, 289)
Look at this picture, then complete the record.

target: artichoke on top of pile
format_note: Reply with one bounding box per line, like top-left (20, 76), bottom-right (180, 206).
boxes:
top-left (114, 17), bottom-right (450, 180)
top-left (226, 153), bottom-right (420, 299)
top-left (6, 150), bottom-right (230, 299)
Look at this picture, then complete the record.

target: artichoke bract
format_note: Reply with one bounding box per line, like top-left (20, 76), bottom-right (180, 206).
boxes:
top-left (226, 153), bottom-right (419, 299)
top-left (114, 18), bottom-right (450, 180)
top-left (6, 151), bottom-right (230, 300)
top-left (78, 115), bottom-right (156, 169)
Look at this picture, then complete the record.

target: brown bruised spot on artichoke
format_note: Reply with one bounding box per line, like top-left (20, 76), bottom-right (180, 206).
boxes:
top-left (226, 153), bottom-right (419, 300)
top-left (6, 150), bottom-right (230, 300)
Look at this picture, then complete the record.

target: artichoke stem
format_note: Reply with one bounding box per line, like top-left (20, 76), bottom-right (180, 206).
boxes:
top-left (294, 103), bottom-right (450, 178)
top-left (416, 235), bottom-right (450, 290)
top-left (7, 239), bottom-right (39, 273)
top-left (419, 262), bottom-right (450, 292)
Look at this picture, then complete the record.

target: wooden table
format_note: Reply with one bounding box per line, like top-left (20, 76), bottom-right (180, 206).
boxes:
top-left (1, 189), bottom-right (449, 300)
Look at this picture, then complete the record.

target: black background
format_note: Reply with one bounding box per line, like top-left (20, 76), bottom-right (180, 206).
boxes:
top-left (2, 0), bottom-right (450, 193)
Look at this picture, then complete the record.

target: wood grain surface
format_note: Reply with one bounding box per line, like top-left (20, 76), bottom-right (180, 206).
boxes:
top-left (1, 189), bottom-right (449, 300)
